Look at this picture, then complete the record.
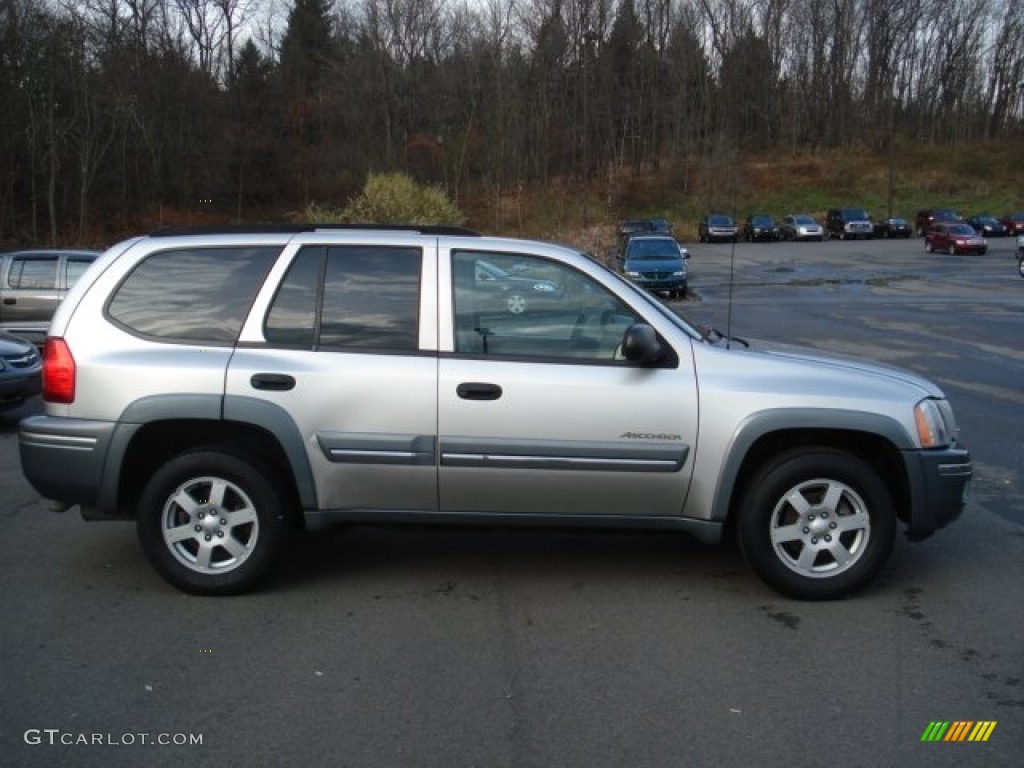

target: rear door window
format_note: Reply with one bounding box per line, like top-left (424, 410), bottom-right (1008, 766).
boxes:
top-left (264, 245), bottom-right (422, 353)
top-left (7, 255), bottom-right (58, 289)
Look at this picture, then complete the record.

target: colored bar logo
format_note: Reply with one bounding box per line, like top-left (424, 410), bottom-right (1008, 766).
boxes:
top-left (921, 721), bottom-right (997, 742)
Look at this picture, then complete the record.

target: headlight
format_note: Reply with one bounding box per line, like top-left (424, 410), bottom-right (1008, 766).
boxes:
top-left (625, 271), bottom-right (641, 277)
top-left (672, 270), bottom-right (686, 277)
top-left (914, 398), bottom-right (953, 448)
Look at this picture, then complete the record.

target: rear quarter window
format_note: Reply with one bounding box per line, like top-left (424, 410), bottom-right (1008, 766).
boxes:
top-left (106, 247), bottom-right (280, 343)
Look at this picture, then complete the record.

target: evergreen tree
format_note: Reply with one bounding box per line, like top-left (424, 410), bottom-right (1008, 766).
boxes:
top-left (278, 0), bottom-right (335, 202)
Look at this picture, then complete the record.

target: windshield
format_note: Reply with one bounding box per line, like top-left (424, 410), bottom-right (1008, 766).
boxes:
top-left (626, 239), bottom-right (682, 261)
top-left (842, 209), bottom-right (870, 220)
top-left (709, 215), bottom-right (734, 226)
top-left (793, 215), bottom-right (817, 225)
top-left (948, 225), bottom-right (974, 235)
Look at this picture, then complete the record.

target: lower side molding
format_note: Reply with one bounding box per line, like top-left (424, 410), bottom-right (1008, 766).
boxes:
top-left (303, 508), bottom-right (722, 544)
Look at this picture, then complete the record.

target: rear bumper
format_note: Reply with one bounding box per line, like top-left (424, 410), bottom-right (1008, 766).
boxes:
top-left (19, 416), bottom-right (116, 509)
top-left (902, 444), bottom-right (972, 541)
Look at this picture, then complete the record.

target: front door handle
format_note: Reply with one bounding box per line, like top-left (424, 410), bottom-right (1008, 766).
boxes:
top-left (2, 298), bottom-right (14, 305)
top-left (251, 373), bottom-right (296, 391)
top-left (457, 382), bottom-right (503, 401)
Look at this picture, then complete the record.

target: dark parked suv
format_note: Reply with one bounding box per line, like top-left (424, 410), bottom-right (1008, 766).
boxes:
top-left (914, 209), bottom-right (961, 236)
top-left (617, 234), bottom-right (689, 298)
top-left (825, 208), bottom-right (874, 240)
top-left (742, 215), bottom-right (781, 242)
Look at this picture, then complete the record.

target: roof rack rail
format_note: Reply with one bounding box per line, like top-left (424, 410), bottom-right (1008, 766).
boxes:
top-left (148, 224), bottom-right (481, 237)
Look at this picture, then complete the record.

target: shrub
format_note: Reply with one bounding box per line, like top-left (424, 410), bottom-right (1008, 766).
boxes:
top-left (302, 172), bottom-right (465, 226)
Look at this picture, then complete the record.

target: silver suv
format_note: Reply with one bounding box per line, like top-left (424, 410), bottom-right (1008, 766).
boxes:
top-left (19, 226), bottom-right (971, 599)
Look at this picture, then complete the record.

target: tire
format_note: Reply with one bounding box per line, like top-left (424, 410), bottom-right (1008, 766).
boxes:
top-left (1018, 256), bottom-right (1024, 278)
top-left (948, 244), bottom-right (956, 256)
top-left (736, 448), bottom-right (896, 600)
top-left (137, 449), bottom-right (291, 595)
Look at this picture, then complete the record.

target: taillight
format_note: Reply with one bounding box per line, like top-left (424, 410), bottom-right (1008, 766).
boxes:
top-left (42, 338), bottom-right (76, 403)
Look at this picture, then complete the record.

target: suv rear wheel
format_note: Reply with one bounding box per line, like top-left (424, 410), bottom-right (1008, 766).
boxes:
top-left (737, 449), bottom-right (896, 600)
top-left (137, 449), bottom-right (290, 595)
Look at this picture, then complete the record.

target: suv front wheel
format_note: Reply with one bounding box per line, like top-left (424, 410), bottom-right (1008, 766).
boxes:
top-left (737, 449), bottom-right (896, 600)
top-left (137, 449), bottom-right (290, 595)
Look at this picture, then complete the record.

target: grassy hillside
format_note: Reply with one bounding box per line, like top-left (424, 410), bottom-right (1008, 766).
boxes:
top-left (462, 140), bottom-right (1024, 255)
top-left (35, 140), bottom-right (1021, 254)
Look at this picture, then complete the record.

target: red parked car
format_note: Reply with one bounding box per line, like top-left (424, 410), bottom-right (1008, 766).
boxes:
top-left (925, 222), bottom-right (988, 255)
top-left (1000, 212), bottom-right (1024, 235)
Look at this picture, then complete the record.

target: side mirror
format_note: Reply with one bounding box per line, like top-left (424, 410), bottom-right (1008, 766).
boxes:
top-left (621, 323), bottom-right (664, 364)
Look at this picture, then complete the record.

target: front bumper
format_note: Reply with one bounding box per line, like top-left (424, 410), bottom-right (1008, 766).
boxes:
top-left (0, 370), bottom-right (41, 408)
top-left (844, 226), bottom-right (874, 238)
top-left (633, 276), bottom-right (687, 292)
top-left (901, 443), bottom-right (972, 541)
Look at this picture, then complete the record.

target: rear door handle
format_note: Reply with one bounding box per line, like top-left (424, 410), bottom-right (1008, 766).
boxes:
top-left (457, 382), bottom-right (503, 401)
top-left (2, 298), bottom-right (14, 305)
top-left (251, 373), bottom-right (295, 391)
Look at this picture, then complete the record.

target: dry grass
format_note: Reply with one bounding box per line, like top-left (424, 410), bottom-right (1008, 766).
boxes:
top-left (34, 140), bottom-right (1022, 253)
top-left (461, 141), bottom-right (1024, 250)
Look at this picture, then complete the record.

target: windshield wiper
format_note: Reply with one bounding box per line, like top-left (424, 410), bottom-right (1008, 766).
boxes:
top-left (700, 326), bottom-right (750, 348)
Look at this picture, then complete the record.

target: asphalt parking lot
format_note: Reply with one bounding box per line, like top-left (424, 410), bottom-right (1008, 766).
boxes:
top-left (1, 234), bottom-right (1021, 767)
